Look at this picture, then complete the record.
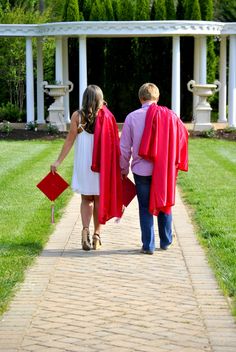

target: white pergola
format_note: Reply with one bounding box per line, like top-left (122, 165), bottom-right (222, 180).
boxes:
top-left (0, 20), bottom-right (236, 127)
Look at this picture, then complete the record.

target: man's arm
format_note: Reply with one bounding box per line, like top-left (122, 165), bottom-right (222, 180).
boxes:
top-left (120, 116), bottom-right (132, 176)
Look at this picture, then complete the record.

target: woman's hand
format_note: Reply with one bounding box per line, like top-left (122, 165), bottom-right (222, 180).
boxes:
top-left (50, 161), bottom-right (60, 174)
top-left (121, 172), bottom-right (128, 180)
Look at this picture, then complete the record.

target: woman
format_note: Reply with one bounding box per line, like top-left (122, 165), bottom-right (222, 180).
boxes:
top-left (51, 85), bottom-right (122, 251)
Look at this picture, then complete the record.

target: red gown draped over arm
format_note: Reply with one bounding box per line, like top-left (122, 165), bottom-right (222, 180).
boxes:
top-left (91, 105), bottom-right (123, 224)
top-left (139, 103), bottom-right (188, 216)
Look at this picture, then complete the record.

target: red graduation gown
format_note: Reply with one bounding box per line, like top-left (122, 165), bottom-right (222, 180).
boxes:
top-left (91, 105), bottom-right (123, 224)
top-left (139, 103), bottom-right (188, 215)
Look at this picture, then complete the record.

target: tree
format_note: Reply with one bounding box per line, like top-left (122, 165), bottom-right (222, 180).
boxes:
top-left (104, 0), bottom-right (114, 20)
top-left (214, 0), bottom-right (236, 22)
top-left (89, 0), bottom-right (104, 20)
top-left (135, 0), bottom-right (150, 21)
top-left (165, 0), bottom-right (175, 20)
top-left (112, 0), bottom-right (121, 21)
top-left (3, 0), bottom-right (42, 10)
top-left (82, 0), bottom-right (92, 20)
top-left (191, 0), bottom-right (201, 20)
top-left (151, 0), bottom-right (166, 20)
top-left (185, 0), bottom-right (201, 20)
top-left (176, 0), bottom-right (186, 20)
top-left (199, 0), bottom-right (216, 84)
top-left (0, 4), bottom-right (51, 118)
top-left (62, 0), bottom-right (81, 112)
top-left (118, 0), bottom-right (135, 21)
top-left (62, 0), bottom-right (80, 22)
top-left (45, 0), bottom-right (65, 20)
top-left (199, 0), bottom-right (213, 21)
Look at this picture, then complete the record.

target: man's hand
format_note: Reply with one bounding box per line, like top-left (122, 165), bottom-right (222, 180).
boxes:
top-left (121, 172), bottom-right (128, 180)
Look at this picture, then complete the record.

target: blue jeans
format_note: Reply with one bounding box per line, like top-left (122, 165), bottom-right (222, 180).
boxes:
top-left (133, 173), bottom-right (172, 252)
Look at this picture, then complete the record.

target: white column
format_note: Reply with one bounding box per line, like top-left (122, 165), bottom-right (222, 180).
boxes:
top-left (26, 37), bottom-right (35, 123)
top-left (36, 38), bottom-right (45, 123)
top-left (62, 37), bottom-right (70, 123)
top-left (55, 36), bottom-right (63, 83)
top-left (193, 37), bottom-right (200, 115)
top-left (218, 36), bottom-right (227, 123)
top-left (228, 35), bottom-right (236, 127)
top-left (79, 36), bottom-right (87, 108)
top-left (171, 36), bottom-right (180, 116)
top-left (199, 36), bottom-right (207, 84)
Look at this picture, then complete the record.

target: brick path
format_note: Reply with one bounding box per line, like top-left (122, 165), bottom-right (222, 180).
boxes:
top-left (0, 188), bottom-right (236, 352)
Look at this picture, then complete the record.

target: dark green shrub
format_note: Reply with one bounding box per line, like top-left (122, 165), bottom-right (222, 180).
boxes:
top-left (0, 121), bottom-right (13, 135)
top-left (0, 102), bottom-right (25, 122)
top-left (47, 123), bottom-right (59, 135)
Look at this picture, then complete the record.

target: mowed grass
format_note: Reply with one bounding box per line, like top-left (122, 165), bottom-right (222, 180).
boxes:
top-left (178, 138), bottom-right (236, 313)
top-left (0, 140), bottom-right (74, 314)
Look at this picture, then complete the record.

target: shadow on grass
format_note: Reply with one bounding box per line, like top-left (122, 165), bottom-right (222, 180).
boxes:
top-left (0, 242), bottom-right (43, 256)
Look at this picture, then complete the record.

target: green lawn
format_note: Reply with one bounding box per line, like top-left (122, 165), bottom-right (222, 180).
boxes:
top-left (1, 138), bottom-right (236, 317)
top-left (178, 138), bottom-right (236, 314)
top-left (0, 140), bottom-right (74, 314)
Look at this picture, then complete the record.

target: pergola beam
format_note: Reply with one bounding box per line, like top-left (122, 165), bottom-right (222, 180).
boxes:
top-left (1, 21), bottom-right (236, 127)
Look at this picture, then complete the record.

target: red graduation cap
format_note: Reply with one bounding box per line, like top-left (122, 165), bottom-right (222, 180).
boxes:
top-left (122, 177), bottom-right (136, 207)
top-left (115, 177), bottom-right (136, 223)
top-left (37, 171), bottom-right (69, 223)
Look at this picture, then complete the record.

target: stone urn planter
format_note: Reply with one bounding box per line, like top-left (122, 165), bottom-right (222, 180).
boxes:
top-left (187, 80), bottom-right (220, 131)
top-left (42, 81), bottom-right (73, 131)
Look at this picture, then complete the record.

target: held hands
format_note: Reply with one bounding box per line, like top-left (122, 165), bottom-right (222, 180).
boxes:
top-left (121, 172), bottom-right (128, 180)
top-left (50, 161), bottom-right (60, 174)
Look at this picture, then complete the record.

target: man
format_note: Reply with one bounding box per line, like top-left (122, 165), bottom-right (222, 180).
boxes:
top-left (120, 83), bottom-right (188, 254)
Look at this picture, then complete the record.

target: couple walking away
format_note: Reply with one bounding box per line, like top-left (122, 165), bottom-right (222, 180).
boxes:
top-left (51, 83), bottom-right (188, 254)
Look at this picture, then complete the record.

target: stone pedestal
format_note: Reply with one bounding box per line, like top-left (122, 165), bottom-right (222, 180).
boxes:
top-left (42, 81), bottom-right (73, 131)
top-left (187, 80), bottom-right (220, 131)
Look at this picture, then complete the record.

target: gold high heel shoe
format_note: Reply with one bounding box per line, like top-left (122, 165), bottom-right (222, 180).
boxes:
top-left (81, 227), bottom-right (91, 251)
top-left (92, 234), bottom-right (102, 250)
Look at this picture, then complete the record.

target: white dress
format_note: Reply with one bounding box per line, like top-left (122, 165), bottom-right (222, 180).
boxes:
top-left (71, 120), bottom-right (100, 195)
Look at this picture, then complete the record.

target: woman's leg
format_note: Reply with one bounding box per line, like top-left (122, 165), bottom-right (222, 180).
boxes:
top-left (93, 195), bottom-right (101, 234)
top-left (92, 195), bottom-right (102, 249)
top-left (81, 195), bottom-right (94, 251)
top-left (81, 195), bottom-right (94, 228)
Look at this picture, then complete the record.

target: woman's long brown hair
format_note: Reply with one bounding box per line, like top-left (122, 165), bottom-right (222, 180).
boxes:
top-left (79, 85), bottom-right (104, 133)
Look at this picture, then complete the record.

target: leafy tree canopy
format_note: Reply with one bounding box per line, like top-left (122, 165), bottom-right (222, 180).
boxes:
top-left (214, 0), bottom-right (236, 22)
top-left (112, 0), bottom-right (121, 21)
top-left (135, 0), bottom-right (150, 21)
top-left (151, 0), bottom-right (166, 20)
top-left (89, 0), bottom-right (105, 20)
top-left (199, 0), bottom-right (213, 20)
top-left (185, 0), bottom-right (201, 20)
top-left (104, 0), bottom-right (114, 20)
top-left (166, 0), bottom-right (176, 20)
top-left (176, 0), bottom-right (186, 20)
top-left (62, 0), bottom-right (80, 22)
top-left (82, 0), bottom-right (92, 20)
top-left (118, 0), bottom-right (136, 21)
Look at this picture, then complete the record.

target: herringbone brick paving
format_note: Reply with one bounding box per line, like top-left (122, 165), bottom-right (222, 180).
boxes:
top-left (0, 187), bottom-right (236, 352)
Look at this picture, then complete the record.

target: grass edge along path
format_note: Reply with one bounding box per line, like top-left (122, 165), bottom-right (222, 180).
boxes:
top-left (177, 138), bottom-right (236, 316)
top-left (0, 140), bottom-right (74, 315)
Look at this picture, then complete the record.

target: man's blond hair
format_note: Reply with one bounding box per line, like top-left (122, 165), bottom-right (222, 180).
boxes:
top-left (138, 83), bottom-right (160, 102)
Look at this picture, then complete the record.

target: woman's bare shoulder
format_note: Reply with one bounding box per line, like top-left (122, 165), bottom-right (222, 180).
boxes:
top-left (71, 110), bottom-right (80, 122)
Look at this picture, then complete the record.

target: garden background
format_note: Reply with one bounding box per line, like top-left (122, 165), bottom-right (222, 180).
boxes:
top-left (0, 0), bottom-right (236, 123)
top-left (0, 0), bottom-right (236, 318)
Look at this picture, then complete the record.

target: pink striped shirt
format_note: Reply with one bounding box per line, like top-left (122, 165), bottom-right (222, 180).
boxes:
top-left (120, 102), bottom-right (154, 176)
